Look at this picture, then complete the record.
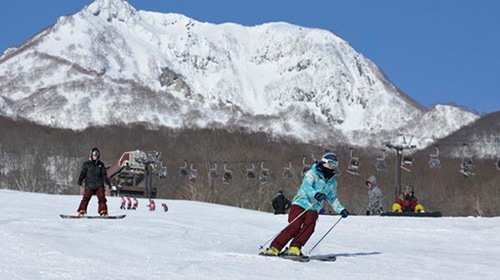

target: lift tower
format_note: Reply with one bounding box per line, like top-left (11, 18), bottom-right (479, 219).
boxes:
top-left (384, 135), bottom-right (416, 200)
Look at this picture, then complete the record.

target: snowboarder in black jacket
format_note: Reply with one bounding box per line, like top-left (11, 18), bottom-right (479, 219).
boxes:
top-left (76, 147), bottom-right (111, 216)
top-left (272, 190), bottom-right (291, 214)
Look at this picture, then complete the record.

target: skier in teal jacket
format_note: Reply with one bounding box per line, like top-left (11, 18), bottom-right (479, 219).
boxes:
top-left (261, 151), bottom-right (349, 257)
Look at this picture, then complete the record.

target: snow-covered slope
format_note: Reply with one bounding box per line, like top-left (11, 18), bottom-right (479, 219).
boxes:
top-left (0, 0), bottom-right (478, 148)
top-left (1, 189), bottom-right (499, 279)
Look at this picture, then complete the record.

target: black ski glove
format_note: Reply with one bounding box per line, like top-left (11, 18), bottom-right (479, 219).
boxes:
top-left (340, 209), bottom-right (349, 218)
top-left (314, 192), bottom-right (327, 202)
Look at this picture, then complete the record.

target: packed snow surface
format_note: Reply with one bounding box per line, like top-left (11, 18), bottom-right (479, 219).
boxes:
top-left (1, 189), bottom-right (498, 279)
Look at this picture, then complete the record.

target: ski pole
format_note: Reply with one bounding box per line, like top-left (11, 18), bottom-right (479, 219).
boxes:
top-left (259, 202), bottom-right (316, 250)
top-left (307, 215), bottom-right (343, 255)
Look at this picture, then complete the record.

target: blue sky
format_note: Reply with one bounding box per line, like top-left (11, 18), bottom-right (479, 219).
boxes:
top-left (1, 0), bottom-right (498, 114)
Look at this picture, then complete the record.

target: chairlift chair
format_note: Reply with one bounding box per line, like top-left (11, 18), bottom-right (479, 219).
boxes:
top-left (222, 161), bottom-right (232, 184)
top-left (179, 160), bottom-right (188, 177)
top-left (402, 154), bottom-right (413, 166)
top-left (189, 161), bottom-right (198, 182)
top-left (375, 150), bottom-right (388, 172)
top-left (246, 163), bottom-right (256, 179)
top-left (259, 161), bottom-right (270, 184)
top-left (462, 157), bottom-right (473, 168)
top-left (282, 160), bottom-right (294, 179)
top-left (459, 144), bottom-right (474, 176)
top-left (346, 148), bottom-right (360, 176)
top-left (428, 146), bottom-right (442, 168)
top-left (158, 166), bottom-right (168, 178)
top-left (460, 157), bottom-right (474, 176)
top-left (208, 161), bottom-right (218, 180)
top-left (400, 147), bottom-right (414, 173)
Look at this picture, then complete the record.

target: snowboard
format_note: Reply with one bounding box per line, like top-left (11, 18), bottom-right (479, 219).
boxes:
top-left (380, 211), bottom-right (442, 217)
top-left (59, 214), bottom-right (126, 219)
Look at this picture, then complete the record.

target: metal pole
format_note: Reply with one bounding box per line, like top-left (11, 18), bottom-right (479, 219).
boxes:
top-left (395, 147), bottom-right (402, 201)
top-left (307, 216), bottom-right (343, 255)
top-left (144, 164), bottom-right (150, 199)
top-left (147, 164), bottom-right (153, 199)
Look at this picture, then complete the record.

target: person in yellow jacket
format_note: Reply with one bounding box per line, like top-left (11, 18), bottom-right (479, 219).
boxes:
top-left (392, 185), bottom-right (425, 213)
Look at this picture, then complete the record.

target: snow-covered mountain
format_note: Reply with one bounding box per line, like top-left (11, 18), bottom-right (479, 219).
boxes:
top-left (0, 0), bottom-right (478, 149)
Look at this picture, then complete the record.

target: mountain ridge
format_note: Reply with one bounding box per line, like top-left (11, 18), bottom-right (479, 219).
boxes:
top-left (0, 0), bottom-right (479, 150)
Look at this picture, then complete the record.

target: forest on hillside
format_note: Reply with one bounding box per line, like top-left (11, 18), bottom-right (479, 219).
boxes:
top-left (1, 116), bottom-right (499, 217)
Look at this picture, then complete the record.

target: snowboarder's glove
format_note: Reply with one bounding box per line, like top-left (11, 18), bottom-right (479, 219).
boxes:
top-left (340, 209), bottom-right (349, 218)
top-left (314, 192), bottom-right (327, 202)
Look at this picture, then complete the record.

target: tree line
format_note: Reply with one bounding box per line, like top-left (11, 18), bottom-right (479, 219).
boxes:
top-left (0, 116), bottom-right (499, 216)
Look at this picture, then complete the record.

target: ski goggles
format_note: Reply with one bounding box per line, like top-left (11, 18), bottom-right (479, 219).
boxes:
top-left (321, 154), bottom-right (339, 168)
top-left (324, 160), bottom-right (338, 168)
top-left (91, 150), bottom-right (100, 157)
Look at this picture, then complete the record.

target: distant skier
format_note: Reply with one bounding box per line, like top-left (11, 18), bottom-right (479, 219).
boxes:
top-left (76, 147), bottom-right (112, 216)
top-left (120, 197), bottom-right (126, 210)
top-left (392, 185), bottom-right (425, 213)
top-left (126, 197), bottom-right (132, 210)
top-left (132, 198), bottom-right (138, 210)
top-left (148, 199), bottom-right (156, 211)
top-left (272, 190), bottom-right (291, 215)
top-left (161, 203), bottom-right (168, 212)
top-left (365, 175), bottom-right (384, 215)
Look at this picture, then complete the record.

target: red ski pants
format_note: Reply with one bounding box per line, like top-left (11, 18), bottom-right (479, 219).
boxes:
top-left (77, 187), bottom-right (108, 214)
top-left (270, 204), bottom-right (318, 250)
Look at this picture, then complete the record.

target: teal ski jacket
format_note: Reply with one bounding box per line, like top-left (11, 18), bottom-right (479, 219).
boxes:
top-left (291, 162), bottom-right (345, 214)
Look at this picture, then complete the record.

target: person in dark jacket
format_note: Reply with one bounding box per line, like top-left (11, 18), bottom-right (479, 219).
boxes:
top-left (272, 190), bottom-right (291, 214)
top-left (77, 147), bottom-right (112, 216)
top-left (365, 175), bottom-right (384, 215)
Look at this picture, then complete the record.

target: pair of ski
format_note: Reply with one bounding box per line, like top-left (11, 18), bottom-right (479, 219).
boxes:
top-left (59, 214), bottom-right (126, 219)
top-left (260, 253), bottom-right (336, 263)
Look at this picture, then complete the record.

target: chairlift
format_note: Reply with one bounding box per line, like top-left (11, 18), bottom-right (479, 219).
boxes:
top-left (428, 145), bottom-right (442, 168)
top-left (246, 163), bottom-right (256, 179)
top-left (282, 160), bottom-right (294, 179)
top-left (400, 148), bottom-right (414, 173)
top-left (179, 160), bottom-right (188, 177)
top-left (189, 161), bottom-right (198, 182)
top-left (158, 166), bottom-right (168, 178)
top-left (222, 161), bottom-right (232, 184)
top-left (375, 149), bottom-right (388, 171)
top-left (346, 148), bottom-right (360, 176)
top-left (208, 161), bottom-right (218, 180)
top-left (460, 144), bottom-right (474, 177)
top-left (301, 155), bottom-right (311, 177)
top-left (259, 161), bottom-right (270, 184)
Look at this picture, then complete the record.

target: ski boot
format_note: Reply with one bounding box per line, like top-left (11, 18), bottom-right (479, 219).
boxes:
top-left (282, 246), bottom-right (302, 256)
top-left (260, 247), bottom-right (280, 256)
